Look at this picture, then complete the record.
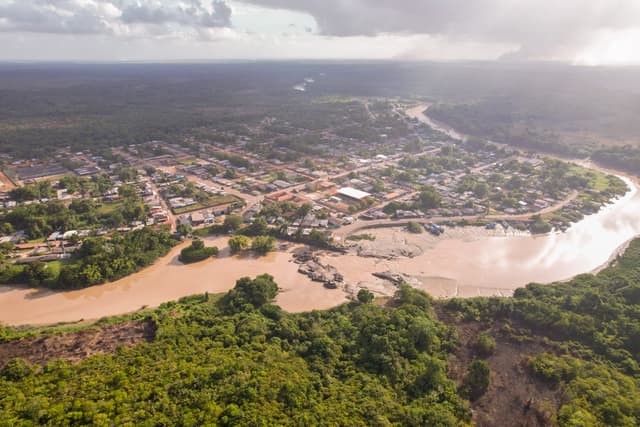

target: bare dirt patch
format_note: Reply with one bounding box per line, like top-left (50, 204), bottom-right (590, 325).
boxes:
top-left (0, 170), bottom-right (16, 190)
top-left (436, 308), bottom-right (563, 427)
top-left (0, 320), bottom-right (156, 368)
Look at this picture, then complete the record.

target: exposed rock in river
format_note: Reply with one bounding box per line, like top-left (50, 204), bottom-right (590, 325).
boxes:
top-left (294, 248), bottom-right (344, 289)
top-left (355, 242), bottom-right (424, 259)
top-left (372, 271), bottom-right (408, 286)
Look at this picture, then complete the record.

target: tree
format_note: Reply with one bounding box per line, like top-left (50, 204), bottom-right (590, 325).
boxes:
top-left (530, 215), bottom-right (552, 234)
top-left (176, 223), bottom-right (192, 237)
top-left (473, 182), bottom-right (489, 198)
top-left (67, 233), bottom-right (81, 245)
top-left (357, 289), bottom-right (374, 304)
top-left (228, 235), bottom-right (251, 254)
top-left (407, 221), bottom-right (423, 234)
top-left (222, 274), bottom-right (279, 311)
top-left (296, 203), bottom-right (312, 218)
top-left (24, 261), bottom-right (56, 285)
top-left (0, 222), bottom-right (14, 235)
top-left (223, 215), bottom-right (243, 231)
top-left (416, 187), bottom-right (441, 210)
top-left (303, 159), bottom-right (317, 170)
top-left (475, 333), bottom-right (496, 358)
top-left (69, 199), bottom-right (96, 215)
top-left (461, 360), bottom-right (490, 400)
top-left (103, 210), bottom-right (125, 228)
top-left (180, 239), bottom-right (219, 264)
top-left (118, 184), bottom-right (138, 199)
top-left (9, 185), bottom-right (41, 202)
top-left (245, 218), bottom-right (268, 236)
top-left (308, 230), bottom-right (330, 247)
top-left (251, 235), bottom-right (276, 254)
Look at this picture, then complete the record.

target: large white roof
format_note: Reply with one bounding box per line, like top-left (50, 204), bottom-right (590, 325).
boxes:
top-left (338, 187), bottom-right (371, 200)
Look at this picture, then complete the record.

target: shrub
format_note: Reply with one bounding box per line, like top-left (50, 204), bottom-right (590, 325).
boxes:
top-left (475, 333), bottom-right (496, 358)
top-left (179, 239), bottom-right (219, 264)
top-left (251, 235), bottom-right (276, 254)
top-left (357, 289), bottom-right (375, 304)
top-left (407, 221), bottom-right (423, 234)
top-left (461, 360), bottom-right (490, 400)
top-left (228, 235), bottom-right (251, 254)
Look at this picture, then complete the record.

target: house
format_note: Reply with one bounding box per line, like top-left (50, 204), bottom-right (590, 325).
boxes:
top-left (534, 199), bottom-right (550, 209)
top-left (265, 192), bottom-right (295, 204)
top-left (272, 179), bottom-right (291, 189)
top-left (212, 204), bottom-right (231, 216)
top-left (190, 212), bottom-right (205, 225)
top-left (62, 230), bottom-right (78, 240)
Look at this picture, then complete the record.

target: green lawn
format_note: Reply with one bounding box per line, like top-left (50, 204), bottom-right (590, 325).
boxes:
top-left (95, 201), bottom-right (124, 215)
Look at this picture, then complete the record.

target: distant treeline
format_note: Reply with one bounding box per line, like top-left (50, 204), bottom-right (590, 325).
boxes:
top-left (3, 62), bottom-right (640, 161)
top-left (429, 102), bottom-right (640, 175)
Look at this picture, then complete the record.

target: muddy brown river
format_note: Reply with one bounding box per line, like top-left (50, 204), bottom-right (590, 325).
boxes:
top-left (1, 174), bottom-right (638, 326)
top-left (0, 236), bottom-right (348, 325)
top-left (322, 175), bottom-right (640, 298)
top-left (1, 104), bottom-right (639, 325)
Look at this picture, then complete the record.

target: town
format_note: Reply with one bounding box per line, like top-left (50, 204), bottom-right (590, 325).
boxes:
top-left (0, 99), bottom-right (627, 278)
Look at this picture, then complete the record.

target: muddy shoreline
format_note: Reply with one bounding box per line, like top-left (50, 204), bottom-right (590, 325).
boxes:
top-left (2, 105), bottom-right (640, 326)
top-left (2, 176), bottom-right (638, 326)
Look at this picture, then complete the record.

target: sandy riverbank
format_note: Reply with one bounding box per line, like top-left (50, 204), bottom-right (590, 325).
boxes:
top-left (318, 174), bottom-right (640, 298)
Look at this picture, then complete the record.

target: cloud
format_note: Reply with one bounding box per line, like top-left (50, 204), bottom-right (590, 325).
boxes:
top-left (0, 0), bottom-right (117, 34)
top-left (240, 0), bottom-right (640, 59)
top-left (121, 0), bottom-right (231, 28)
top-left (0, 0), bottom-right (232, 36)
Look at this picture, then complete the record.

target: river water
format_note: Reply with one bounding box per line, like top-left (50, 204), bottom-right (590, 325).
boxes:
top-left (1, 105), bottom-right (639, 325)
top-left (0, 236), bottom-right (348, 325)
top-left (321, 175), bottom-right (640, 298)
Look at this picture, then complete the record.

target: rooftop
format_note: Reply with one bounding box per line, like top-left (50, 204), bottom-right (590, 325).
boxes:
top-left (338, 187), bottom-right (371, 201)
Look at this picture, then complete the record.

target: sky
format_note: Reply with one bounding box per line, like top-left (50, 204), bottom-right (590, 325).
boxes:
top-left (1, 0), bottom-right (640, 65)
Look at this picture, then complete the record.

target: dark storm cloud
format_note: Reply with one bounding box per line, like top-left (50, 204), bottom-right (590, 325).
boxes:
top-left (121, 0), bottom-right (231, 28)
top-left (0, 0), bottom-right (232, 34)
top-left (0, 0), bottom-right (113, 34)
top-left (241, 0), bottom-right (640, 58)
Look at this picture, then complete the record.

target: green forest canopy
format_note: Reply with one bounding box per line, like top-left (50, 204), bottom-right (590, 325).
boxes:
top-left (2, 235), bottom-right (640, 425)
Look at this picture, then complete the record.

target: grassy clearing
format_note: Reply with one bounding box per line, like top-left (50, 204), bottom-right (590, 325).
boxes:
top-left (172, 194), bottom-right (242, 215)
top-left (567, 164), bottom-right (609, 191)
top-left (95, 201), bottom-right (124, 215)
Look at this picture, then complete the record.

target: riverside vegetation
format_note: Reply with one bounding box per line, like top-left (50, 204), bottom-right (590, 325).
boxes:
top-left (0, 227), bottom-right (177, 289)
top-left (2, 239), bottom-right (640, 425)
top-left (179, 239), bottom-right (219, 264)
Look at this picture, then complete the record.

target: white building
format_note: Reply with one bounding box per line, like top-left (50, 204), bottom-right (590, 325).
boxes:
top-left (337, 187), bottom-right (371, 201)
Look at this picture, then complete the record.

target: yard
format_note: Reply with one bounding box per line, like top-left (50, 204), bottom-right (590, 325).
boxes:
top-left (172, 194), bottom-right (243, 215)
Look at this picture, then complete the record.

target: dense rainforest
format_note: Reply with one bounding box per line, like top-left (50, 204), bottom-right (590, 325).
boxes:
top-left (2, 239), bottom-right (640, 425)
top-left (428, 102), bottom-right (640, 176)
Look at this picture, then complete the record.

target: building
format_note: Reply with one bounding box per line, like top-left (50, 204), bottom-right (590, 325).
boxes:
top-left (190, 212), bottom-right (205, 225)
top-left (337, 187), bottom-right (371, 202)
